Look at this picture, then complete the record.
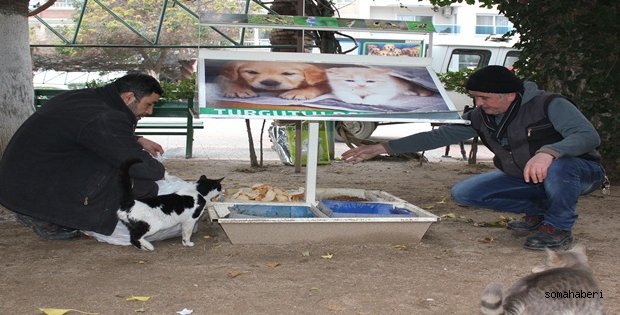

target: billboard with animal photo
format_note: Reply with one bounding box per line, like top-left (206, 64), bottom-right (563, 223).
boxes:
top-left (198, 49), bottom-right (465, 123)
top-left (360, 40), bottom-right (425, 58)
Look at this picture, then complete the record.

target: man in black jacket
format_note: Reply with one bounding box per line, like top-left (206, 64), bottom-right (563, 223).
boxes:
top-left (0, 73), bottom-right (166, 240)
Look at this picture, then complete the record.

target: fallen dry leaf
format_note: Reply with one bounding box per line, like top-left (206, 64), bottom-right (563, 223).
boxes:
top-left (326, 305), bottom-right (344, 311)
top-left (126, 296), bottom-right (151, 302)
top-left (321, 253), bottom-right (334, 259)
top-left (440, 213), bottom-right (456, 219)
top-left (227, 271), bottom-right (244, 278)
top-left (301, 250), bottom-right (310, 257)
top-left (392, 244), bottom-right (408, 251)
top-left (266, 262), bottom-right (281, 268)
top-left (478, 236), bottom-right (495, 243)
top-left (39, 309), bottom-right (98, 315)
top-left (474, 215), bottom-right (514, 228)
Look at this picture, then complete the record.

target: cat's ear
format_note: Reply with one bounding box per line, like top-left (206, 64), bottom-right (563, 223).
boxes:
top-left (368, 66), bottom-right (391, 74)
top-left (199, 175), bottom-right (207, 181)
top-left (216, 177), bottom-right (225, 182)
top-left (546, 248), bottom-right (561, 265)
top-left (531, 264), bottom-right (546, 273)
top-left (570, 243), bottom-right (587, 259)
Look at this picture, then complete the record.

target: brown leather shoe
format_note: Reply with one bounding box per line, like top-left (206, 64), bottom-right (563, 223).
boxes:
top-left (507, 215), bottom-right (544, 232)
top-left (523, 224), bottom-right (573, 250)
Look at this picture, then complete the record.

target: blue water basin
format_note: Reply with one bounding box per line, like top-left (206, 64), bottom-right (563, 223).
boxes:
top-left (228, 204), bottom-right (317, 218)
top-left (319, 200), bottom-right (416, 217)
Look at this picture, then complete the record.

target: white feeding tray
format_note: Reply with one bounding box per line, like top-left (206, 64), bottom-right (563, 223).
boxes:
top-left (208, 188), bottom-right (438, 244)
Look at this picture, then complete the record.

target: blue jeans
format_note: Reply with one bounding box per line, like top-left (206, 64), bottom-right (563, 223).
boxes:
top-left (450, 157), bottom-right (605, 230)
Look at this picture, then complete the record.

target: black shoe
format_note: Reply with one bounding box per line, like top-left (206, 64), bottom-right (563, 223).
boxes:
top-left (15, 213), bottom-right (80, 240)
top-left (32, 223), bottom-right (80, 240)
top-left (15, 213), bottom-right (35, 227)
top-left (507, 215), bottom-right (544, 232)
top-left (523, 224), bottom-right (573, 250)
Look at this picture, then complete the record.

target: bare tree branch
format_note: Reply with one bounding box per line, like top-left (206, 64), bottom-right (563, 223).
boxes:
top-left (28, 0), bottom-right (57, 17)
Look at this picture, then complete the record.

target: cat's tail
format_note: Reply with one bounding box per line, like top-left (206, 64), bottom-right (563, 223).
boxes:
top-left (119, 158), bottom-right (142, 211)
top-left (480, 282), bottom-right (504, 315)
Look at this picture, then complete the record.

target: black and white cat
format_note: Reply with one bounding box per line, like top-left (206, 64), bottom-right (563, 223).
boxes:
top-left (480, 244), bottom-right (606, 315)
top-left (117, 159), bottom-right (223, 251)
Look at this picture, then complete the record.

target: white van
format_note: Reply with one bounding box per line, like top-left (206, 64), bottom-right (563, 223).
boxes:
top-left (431, 42), bottom-right (520, 112)
top-left (336, 42), bottom-right (520, 140)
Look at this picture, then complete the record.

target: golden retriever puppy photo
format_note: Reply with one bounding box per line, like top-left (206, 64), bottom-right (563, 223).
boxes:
top-left (382, 43), bottom-right (396, 52)
top-left (216, 61), bottom-right (330, 100)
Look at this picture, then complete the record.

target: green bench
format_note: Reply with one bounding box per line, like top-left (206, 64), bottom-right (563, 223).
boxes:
top-left (34, 89), bottom-right (203, 159)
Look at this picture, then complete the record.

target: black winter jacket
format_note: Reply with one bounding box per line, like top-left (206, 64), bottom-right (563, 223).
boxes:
top-left (0, 84), bottom-right (165, 234)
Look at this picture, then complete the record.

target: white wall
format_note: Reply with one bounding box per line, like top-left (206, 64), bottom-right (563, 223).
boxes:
top-left (333, 0), bottom-right (513, 46)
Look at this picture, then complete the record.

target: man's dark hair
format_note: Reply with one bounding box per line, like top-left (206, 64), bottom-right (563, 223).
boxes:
top-left (113, 73), bottom-right (164, 100)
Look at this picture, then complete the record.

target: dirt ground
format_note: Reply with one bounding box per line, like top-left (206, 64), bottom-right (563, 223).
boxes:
top-left (1, 157), bottom-right (618, 315)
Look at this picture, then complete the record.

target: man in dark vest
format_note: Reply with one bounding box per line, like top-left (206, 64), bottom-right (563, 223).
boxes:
top-left (0, 74), bottom-right (166, 240)
top-left (341, 66), bottom-right (607, 250)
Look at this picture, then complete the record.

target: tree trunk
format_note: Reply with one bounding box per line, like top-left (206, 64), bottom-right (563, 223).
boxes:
top-left (138, 48), bottom-right (168, 80)
top-left (268, 0), bottom-right (314, 52)
top-left (245, 119), bottom-right (259, 167)
top-left (0, 0), bottom-right (33, 157)
top-left (178, 59), bottom-right (197, 80)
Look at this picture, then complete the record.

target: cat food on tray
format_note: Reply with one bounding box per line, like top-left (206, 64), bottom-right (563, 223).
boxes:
top-left (323, 195), bottom-right (369, 202)
top-left (228, 183), bottom-right (305, 202)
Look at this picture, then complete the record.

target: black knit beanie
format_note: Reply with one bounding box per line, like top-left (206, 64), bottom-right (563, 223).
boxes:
top-left (465, 65), bottom-right (523, 93)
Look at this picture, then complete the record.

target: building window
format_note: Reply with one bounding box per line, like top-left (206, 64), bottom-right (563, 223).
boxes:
top-left (54, 0), bottom-right (75, 7)
top-left (475, 15), bottom-right (513, 35)
top-left (434, 24), bottom-right (460, 34)
top-left (397, 15), bottom-right (433, 23)
top-left (30, 0), bottom-right (75, 9)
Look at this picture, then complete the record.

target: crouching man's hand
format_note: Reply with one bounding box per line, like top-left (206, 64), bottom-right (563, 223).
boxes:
top-left (137, 137), bottom-right (164, 157)
top-left (524, 152), bottom-right (554, 184)
top-left (341, 144), bottom-right (387, 164)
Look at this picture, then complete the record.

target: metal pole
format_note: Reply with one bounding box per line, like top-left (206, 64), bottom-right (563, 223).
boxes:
top-left (294, 0), bottom-right (305, 173)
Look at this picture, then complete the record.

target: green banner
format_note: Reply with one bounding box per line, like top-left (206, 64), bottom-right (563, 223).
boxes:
top-left (200, 107), bottom-right (371, 118)
top-left (201, 13), bottom-right (435, 33)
